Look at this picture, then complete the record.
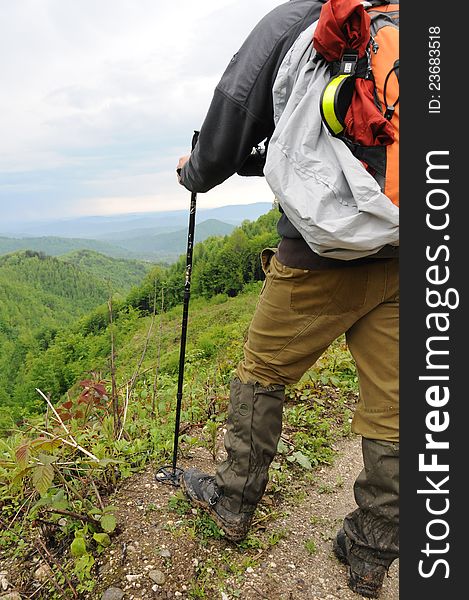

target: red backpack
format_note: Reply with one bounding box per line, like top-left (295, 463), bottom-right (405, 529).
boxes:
top-left (316, 0), bottom-right (399, 206)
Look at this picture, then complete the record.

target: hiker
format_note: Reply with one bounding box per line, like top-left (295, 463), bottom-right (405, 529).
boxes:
top-left (177, 1), bottom-right (399, 597)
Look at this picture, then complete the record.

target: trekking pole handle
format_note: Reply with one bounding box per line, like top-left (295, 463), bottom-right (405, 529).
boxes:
top-left (176, 130), bottom-right (200, 177)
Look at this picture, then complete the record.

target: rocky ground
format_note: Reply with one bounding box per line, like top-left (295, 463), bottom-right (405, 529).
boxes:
top-left (0, 429), bottom-right (399, 600)
top-left (86, 434), bottom-right (399, 600)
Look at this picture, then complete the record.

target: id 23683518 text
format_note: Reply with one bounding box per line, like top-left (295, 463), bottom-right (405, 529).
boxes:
top-left (428, 26), bottom-right (441, 114)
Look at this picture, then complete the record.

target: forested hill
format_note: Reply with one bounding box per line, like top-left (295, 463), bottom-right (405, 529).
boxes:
top-left (0, 235), bottom-right (129, 259)
top-left (0, 250), bottom-right (109, 316)
top-left (0, 251), bottom-right (149, 423)
top-left (0, 208), bottom-right (280, 428)
top-left (58, 249), bottom-right (151, 293)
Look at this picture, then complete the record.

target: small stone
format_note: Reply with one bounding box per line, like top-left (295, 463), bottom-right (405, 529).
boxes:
top-left (99, 562), bottom-right (112, 577)
top-left (125, 574), bottom-right (142, 583)
top-left (221, 593), bottom-right (229, 600)
top-left (0, 572), bottom-right (10, 591)
top-left (159, 548), bottom-right (172, 559)
top-left (245, 567), bottom-right (254, 574)
top-left (191, 508), bottom-right (198, 515)
top-left (269, 562), bottom-right (277, 568)
top-left (149, 570), bottom-right (166, 586)
top-left (34, 564), bottom-right (52, 582)
top-left (101, 588), bottom-right (125, 600)
top-left (175, 593), bottom-right (182, 598)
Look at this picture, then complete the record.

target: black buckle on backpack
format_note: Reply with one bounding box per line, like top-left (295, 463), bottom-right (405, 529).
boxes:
top-left (338, 50), bottom-right (359, 76)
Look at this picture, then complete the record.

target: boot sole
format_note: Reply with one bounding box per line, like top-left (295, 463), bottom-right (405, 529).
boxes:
top-left (180, 477), bottom-right (247, 542)
top-left (333, 533), bottom-right (382, 599)
top-left (348, 573), bottom-right (381, 599)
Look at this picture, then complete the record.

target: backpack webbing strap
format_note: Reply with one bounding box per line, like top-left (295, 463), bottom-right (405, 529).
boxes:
top-left (320, 50), bottom-right (367, 136)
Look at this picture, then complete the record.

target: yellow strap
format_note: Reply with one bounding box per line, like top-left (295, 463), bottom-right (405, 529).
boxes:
top-left (321, 74), bottom-right (350, 135)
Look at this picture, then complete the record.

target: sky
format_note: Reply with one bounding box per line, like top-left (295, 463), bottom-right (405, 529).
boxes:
top-left (0, 0), bottom-right (286, 225)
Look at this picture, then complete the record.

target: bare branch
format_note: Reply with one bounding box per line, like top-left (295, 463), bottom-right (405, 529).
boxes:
top-left (36, 424), bottom-right (99, 463)
top-left (108, 296), bottom-right (121, 437)
top-left (91, 478), bottom-right (105, 511)
top-left (42, 507), bottom-right (97, 525)
top-left (117, 384), bottom-right (130, 442)
top-left (36, 388), bottom-right (71, 436)
top-left (152, 286), bottom-right (165, 416)
top-left (35, 538), bottom-right (78, 599)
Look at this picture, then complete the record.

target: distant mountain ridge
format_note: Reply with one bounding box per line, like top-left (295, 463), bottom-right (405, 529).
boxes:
top-left (111, 218), bottom-right (235, 259)
top-left (1, 202), bottom-right (273, 238)
top-left (0, 202), bottom-right (273, 262)
top-left (0, 219), bottom-right (235, 262)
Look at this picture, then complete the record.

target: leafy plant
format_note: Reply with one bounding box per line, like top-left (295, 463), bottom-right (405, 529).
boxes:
top-left (304, 538), bottom-right (317, 555)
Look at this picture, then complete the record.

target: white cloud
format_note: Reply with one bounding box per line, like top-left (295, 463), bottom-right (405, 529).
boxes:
top-left (77, 177), bottom-right (275, 217)
top-left (0, 0), bottom-right (285, 222)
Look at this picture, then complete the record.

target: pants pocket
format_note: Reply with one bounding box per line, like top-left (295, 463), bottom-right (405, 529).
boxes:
top-left (290, 266), bottom-right (369, 317)
top-left (260, 247), bottom-right (277, 274)
top-left (259, 248), bottom-right (278, 296)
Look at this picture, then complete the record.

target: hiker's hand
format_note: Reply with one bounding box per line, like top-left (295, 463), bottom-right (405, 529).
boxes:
top-left (176, 154), bottom-right (190, 183)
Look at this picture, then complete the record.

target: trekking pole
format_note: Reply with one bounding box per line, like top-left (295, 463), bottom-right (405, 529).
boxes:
top-left (156, 130), bottom-right (200, 486)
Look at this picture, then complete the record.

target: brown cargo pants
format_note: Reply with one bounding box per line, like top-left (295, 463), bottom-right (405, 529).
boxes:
top-left (215, 249), bottom-right (399, 559)
top-left (238, 249), bottom-right (399, 442)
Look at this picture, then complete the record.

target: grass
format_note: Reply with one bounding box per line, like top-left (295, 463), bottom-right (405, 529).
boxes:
top-left (304, 538), bottom-right (318, 555)
top-left (0, 283), bottom-right (358, 598)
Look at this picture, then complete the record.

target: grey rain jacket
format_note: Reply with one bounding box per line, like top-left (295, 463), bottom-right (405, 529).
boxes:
top-left (265, 22), bottom-right (399, 260)
top-left (179, 0), bottom-right (398, 268)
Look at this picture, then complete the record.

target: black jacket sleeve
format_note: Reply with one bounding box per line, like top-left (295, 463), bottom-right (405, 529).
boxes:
top-left (179, 89), bottom-right (269, 193)
top-left (179, 0), bottom-right (324, 194)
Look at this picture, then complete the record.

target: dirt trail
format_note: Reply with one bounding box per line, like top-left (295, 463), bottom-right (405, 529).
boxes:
top-left (90, 434), bottom-right (398, 600)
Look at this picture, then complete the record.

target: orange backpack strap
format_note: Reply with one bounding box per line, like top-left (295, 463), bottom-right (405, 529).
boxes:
top-left (369, 13), bottom-right (399, 206)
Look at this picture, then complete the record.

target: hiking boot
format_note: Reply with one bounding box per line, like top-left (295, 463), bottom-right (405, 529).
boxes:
top-left (181, 468), bottom-right (254, 542)
top-left (333, 528), bottom-right (390, 599)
